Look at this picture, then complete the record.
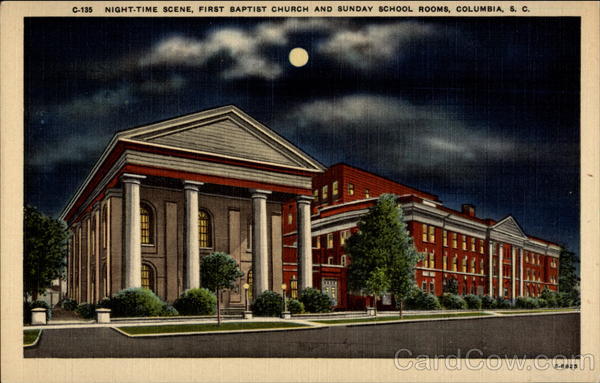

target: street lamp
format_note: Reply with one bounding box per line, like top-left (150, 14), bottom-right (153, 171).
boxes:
top-left (243, 283), bottom-right (250, 311)
top-left (281, 283), bottom-right (287, 313)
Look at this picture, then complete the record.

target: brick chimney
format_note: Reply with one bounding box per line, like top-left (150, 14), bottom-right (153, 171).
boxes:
top-left (461, 204), bottom-right (476, 217)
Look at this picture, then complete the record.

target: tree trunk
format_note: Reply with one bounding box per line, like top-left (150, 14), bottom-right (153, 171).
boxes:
top-left (216, 289), bottom-right (221, 326)
top-left (373, 294), bottom-right (377, 314)
top-left (399, 299), bottom-right (403, 319)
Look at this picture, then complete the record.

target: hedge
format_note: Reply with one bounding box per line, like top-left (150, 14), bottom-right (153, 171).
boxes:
top-left (252, 291), bottom-right (283, 317)
top-left (173, 288), bottom-right (216, 316)
top-left (299, 288), bottom-right (333, 313)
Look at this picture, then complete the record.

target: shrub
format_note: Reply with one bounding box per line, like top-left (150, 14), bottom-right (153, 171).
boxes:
top-left (515, 296), bottom-right (539, 309)
top-left (173, 288), bottom-right (216, 316)
top-left (110, 288), bottom-right (165, 317)
top-left (405, 289), bottom-right (441, 310)
top-left (299, 287), bottom-right (333, 313)
top-left (97, 297), bottom-right (112, 309)
top-left (464, 294), bottom-right (482, 310)
top-left (557, 292), bottom-right (573, 307)
top-left (252, 291), bottom-right (283, 317)
top-left (493, 297), bottom-right (512, 309)
top-left (536, 298), bottom-right (547, 308)
top-left (76, 303), bottom-right (96, 319)
top-left (161, 304), bottom-right (179, 316)
top-left (60, 298), bottom-right (78, 311)
top-left (287, 299), bottom-right (304, 314)
top-left (480, 295), bottom-right (494, 309)
top-left (439, 293), bottom-right (467, 310)
top-left (31, 300), bottom-right (52, 320)
top-left (540, 288), bottom-right (559, 307)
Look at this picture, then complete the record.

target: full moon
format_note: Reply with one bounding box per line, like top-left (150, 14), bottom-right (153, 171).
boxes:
top-left (289, 47), bottom-right (309, 67)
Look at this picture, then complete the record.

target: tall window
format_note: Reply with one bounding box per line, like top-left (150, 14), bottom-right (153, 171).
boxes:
top-left (429, 253), bottom-right (435, 268)
top-left (247, 269), bottom-right (253, 301)
top-left (443, 230), bottom-right (448, 247)
top-left (470, 237), bottom-right (476, 252)
top-left (313, 189), bottom-right (319, 201)
top-left (479, 240), bottom-right (484, 254)
top-left (102, 205), bottom-right (108, 249)
top-left (340, 230), bottom-right (351, 246)
top-left (348, 183), bottom-right (355, 196)
top-left (287, 213), bottom-right (293, 225)
top-left (140, 203), bottom-right (154, 245)
top-left (365, 189), bottom-right (370, 198)
top-left (462, 235), bottom-right (467, 250)
top-left (422, 224), bottom-right (428, 242)
top-left (141, 263), bottom-right (155, 292)
top-left (341, 254), bottom-right (347, 267)
top-left (443, 254), bottom-right (447, 270)
top-left (452, 255), bottom-right (458, 271)
top-left (198, 209), bottom-right (212, 248)
top-left (452, 233), bottom-right (458, 248)
top-left (327, 233), bottom-right (334, 248)
top-left (322, 185), bottom-right (328, 200)
top-left (480, 259), bottom-right (484, 274)
top-left (332, 181), bottom-right (339, 198)
top-left (290, 275), bottom-right (298, 298)
top-left (428, 226), bottom-right (435, 243)
top-left (462, 256), bottom-right (467, 272)
top-left (315, 235), bottom-right (321, 249)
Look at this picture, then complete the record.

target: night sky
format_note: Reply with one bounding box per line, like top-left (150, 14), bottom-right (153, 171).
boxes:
top-left (25, 17), bottom-right (580, 257)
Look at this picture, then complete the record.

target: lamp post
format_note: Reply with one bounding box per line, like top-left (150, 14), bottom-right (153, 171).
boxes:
top-left (242, 283), bottom-right (252, 319)
top-left (281, 283), bottom-right (291, 319)
top-left (243, 283), bottom-right (250, 311)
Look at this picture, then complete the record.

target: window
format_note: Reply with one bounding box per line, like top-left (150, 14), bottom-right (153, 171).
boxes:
top-left (365, 189), bottom-right (370, 198)
top-left (315, 236), bottom-right (321, 249)
top-left (290, 276), bottom-right (298, 298)
top-left (327, 256), bottom-right (334, 265)
top-left (422, 224), bottom-right (428, 242)
top-left (326, 233), bottom-right (334, 249)
top-left (340, 230), bottom-right (351, 246)
top-left (443, 254), bottom-right (447, 270)
top-left (429, 281), bottom-right (435, 294)
top-left (428, 226), bottom-right (435, 243)
top-left (198, 209), bottom-right (213, 248)
top-left (429, 253), bottom-right (435, 268)
top-left (452, 233), bottom-right (458, 248)
top-left (470, 258), bottom-right (475, 273)
top-left (421, 281), bottom-right (427, 291)
top-left (443, 230), bottom-right (448, 247)
top-left (479, 240), bottom-right (484, 254)
top-left (462, 256), bottom-right (467, 272)
top-left (102, 205), bottom-right (108, 249)
top-left (462, 235), bottom-right (467, 250)
top-left (452, 255), bottom-right (458, 271)
top-left (247, 270), bottom-right (253, 301)
top-left (287, 213), bottom-right (293, 225)
top-left (470, 237), bottom-right (476, 252)
top-left (348, 183), bottom-right (355, 196)
top-left (480, 259), bottom-right (484, 274)
top-left (140, 203), bottom-right (154, 245)
top-left (332, 181), bottom-right (339, 198)
top-left (341, 254), bottom-right (347, 266)
top-left (246, 220), bottom-right (252, 251)
top-left (313, 189), bottom-right (319, 201)
top-left (141, 263), bottom-right (155, 292)
top-left (322, 185), bottom-right (328, 200)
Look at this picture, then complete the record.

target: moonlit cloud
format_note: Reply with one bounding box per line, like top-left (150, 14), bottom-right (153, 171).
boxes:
top-left (57, 86), bottom-right (135, 121)
top-left (317, 22), bottom-right (437, 70)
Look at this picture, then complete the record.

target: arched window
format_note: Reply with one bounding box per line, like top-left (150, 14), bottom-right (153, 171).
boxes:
top-left (141, 263), bottom-right (155, 292)
top-left (140, 203), bottom-right (154, 245)
top-left (198, 209), bottom-right (213, 248)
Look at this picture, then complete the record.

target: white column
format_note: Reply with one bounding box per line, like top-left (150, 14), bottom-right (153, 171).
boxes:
top-left (498, 243), bottom-right (504, 298)
top-left (519, 248), bottom-right (524, 296)
top-left (297, 196), bottom-right (314, 290)
top-left (511, 247), bottom-right (516, 302)
top-left (251, 189), bottom-right (271, 297)
top-left (184, 181), bottom-right (203, 290)
top-left (122, 173), bottom-right (146, 288)
top-left (488, 241), bottom-right (493, 296)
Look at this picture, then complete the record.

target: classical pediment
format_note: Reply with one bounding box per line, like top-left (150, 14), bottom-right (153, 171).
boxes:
top-left (491, 216), bottom-right (527, 239)
top-left (117, 105), bottom-right (325, 172)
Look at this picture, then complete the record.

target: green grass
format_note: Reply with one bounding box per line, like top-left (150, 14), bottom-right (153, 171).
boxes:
top-left (313, 312), bottom-right (491, 324)
top-left (498, 308), bottom-right (577, 315)
top-left (118, 321), bottom-right (310, 335)
top-left (24, 329), bottom-right (41, 346)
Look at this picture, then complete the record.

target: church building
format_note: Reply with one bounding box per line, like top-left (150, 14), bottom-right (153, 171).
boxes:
top-left (61, 106), bottom-right (561, 310)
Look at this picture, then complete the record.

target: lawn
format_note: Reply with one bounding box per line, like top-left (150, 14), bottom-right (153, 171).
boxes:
top-left (118, 321), bottom-right (310, 335)
top-left (313, 312), bottom-right (491, 324)
top-left (24, 329), bottom-right (41, 346)
top-left (498, 308), bottom-right (578, 315)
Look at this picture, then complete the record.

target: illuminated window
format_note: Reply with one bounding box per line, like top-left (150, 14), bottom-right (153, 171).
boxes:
top-left (422, 224), bottom-right (428, 242)
top-left (470, 237), bottom-right (476, 252)
top-left (290, 275), bottom-right (298, 298)
top-left (198, 209), bottom-right (213, 248)
top-left (341, 254), bottom-right (347, 266)
top-left (322, 185), bottom-right (328, 200)
top-left (462, 256), bottom-right (467, 272)
top-left (141, 263), bottom-right (155, 292)
top-left (315, 236), bottom-right (321, 249)
top-left (428, 226), bottom-right (435, 243)
top-left (313, 189), bottom-right (319, 201)
top-left (365, 189), bottom-right (370, 198)
top-left (452, 233), bottom-right (458, 248)
top-left (340, 230), bottom-right (351, 246)
top-left (140, 203), bottom-right (154, 245)
top-left (327, 233), bottom-right (334, 249)
top-left (470, 258), bottom-right (475, 273)
top-left (443, 254), bottom-right (447, 270)
top-left (332, 181), bottom-right (339, 198)
top-left (287, 213), bottom-right (293, 225)
top-left (452, 255), bottom-right (458, 271)
top-left (348, 183), bottom-right (355, 196)
top-left (429, 253), bottom-right (435, 268)
top-left (462, 235), bottom-right (467, 250)
top-left (443, 230), bottom-right (448, 247)
top-left (479, 240), bottom-right (484, 254)
top-left (247, 270), bottom-right (253, 301)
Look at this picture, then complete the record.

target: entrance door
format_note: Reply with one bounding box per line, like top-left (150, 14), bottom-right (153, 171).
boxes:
top-left (321, 279), bottom-right (338, 306)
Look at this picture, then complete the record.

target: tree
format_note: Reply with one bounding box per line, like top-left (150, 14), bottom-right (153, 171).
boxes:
top-left (24, 206), bottom-right (68, 301)
top-left (364, 267), bottom-right (390, 313)
top-left (346, 194), bottom-right (422, 318)
top-left (558, 246), bottom-right (580, 305)
top-left (200, 252), bottom-right (244, 325)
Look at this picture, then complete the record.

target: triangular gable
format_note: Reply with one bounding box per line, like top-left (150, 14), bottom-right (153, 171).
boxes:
top-left (491, 216), bottom-right (527, 238)
top-left (118, 105), bottom-right (325, 172)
